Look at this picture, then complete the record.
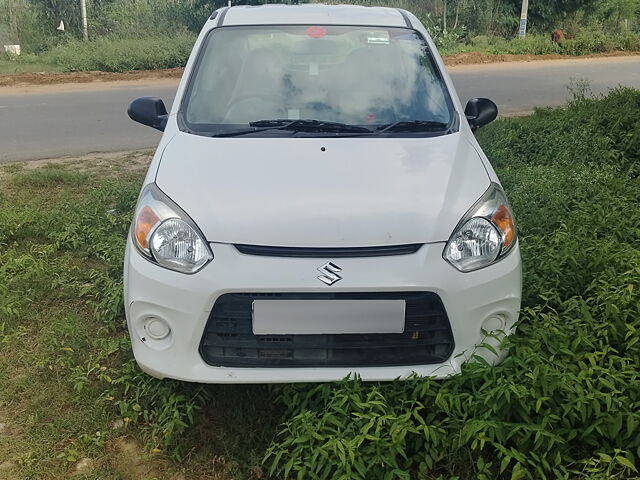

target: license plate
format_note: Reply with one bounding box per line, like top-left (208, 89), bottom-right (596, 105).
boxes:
top-left (252, 299), bottom-right (406, 335)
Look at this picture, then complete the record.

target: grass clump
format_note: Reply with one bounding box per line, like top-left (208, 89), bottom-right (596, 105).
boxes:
top-left (0, 32), bottom-right (196, 74)
top-left (0, 53), bottom-right (64, 74)
top-left (442, 30), bottom-right (640, 56)
top-left (42, 32), bottom-right (196, 72)
top-left (12, 166), bottom-right (89, 187)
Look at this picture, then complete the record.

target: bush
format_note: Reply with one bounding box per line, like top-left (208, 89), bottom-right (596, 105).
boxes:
top-left (552, 29), bottom-right (640, 55)
top-left (488, 34), bottom-right (562, 55)
top-left (264, 89), bottom-right (640, 480)
top-left (560, 28), bottom-right (616, 55)
top-left (449, 30), bottom-right (640, 57)
top-left (469, 35), bottom-right (492, 48)
top-left (43, 32), bottom-right (197, 72)
top-left (620, 31), bottom-right (640, 51)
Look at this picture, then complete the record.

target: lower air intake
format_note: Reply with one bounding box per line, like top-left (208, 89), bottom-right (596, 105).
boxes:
top-left (199, 292), bottom-right (454, 368)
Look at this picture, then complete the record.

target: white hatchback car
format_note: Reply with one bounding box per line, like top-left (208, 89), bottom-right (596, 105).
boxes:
top-left (125, 4), bottom-right (521, 383)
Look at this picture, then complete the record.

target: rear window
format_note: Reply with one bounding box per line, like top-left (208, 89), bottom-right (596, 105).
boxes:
top-left (181, 25), bottom-right (454, 135)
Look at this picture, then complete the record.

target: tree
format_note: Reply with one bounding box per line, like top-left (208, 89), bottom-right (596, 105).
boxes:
top-left (505, 0), bottom-right (602, 30)
top-left (596, 0), bottom-right (640, 31)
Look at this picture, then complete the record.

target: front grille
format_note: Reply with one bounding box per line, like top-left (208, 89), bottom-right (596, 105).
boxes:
top-left (234, 243), bottom-right (423, 258)
top-left (199, 292), bottom-right (454, 368)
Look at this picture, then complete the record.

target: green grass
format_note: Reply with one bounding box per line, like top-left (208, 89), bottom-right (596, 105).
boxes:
top-left (0, 33), bottom-right (196, 75)
top-left (1, 89), bottom-right (639, 479)
top-left (41, 33), bottom-right (197, 73)
top-left (12, 167), bottom-right (89, 187)
top-left (0, 157), bottom-right (279, 479)
top-left (440, 30), bottom-right (640, 56)
top-left (0, 33), bottom-right (195, 75)
top-left (0, 55), bottom-right (64, 74)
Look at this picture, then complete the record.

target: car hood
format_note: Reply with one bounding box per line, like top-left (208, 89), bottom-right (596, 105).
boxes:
top-left (155, 132), bottom-right (490, 247)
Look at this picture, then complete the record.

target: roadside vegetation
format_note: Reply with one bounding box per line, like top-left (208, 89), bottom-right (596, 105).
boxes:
top-left (0, 0), bottom-right (639, 74)
top-left (438, 28), bottom-right (640, 55)
top-left (1, 87), bottom-right (638, 479)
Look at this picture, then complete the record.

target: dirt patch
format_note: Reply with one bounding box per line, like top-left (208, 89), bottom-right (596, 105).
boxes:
top-left (56, 150), bottom-right (154, 176)
top-left (109, 437), bottom-right (169, 480)
top-left (443, 50), bottom-right (640, 66)
top-left (0, 67), bottom-right (182, 88)
top-left (0, 408), bottom-right (17, 480)
top-left (0, 149), bottom-right (153, 173)
top-left (0, 150), bottom-right (153, 180)
top-left (0, 461), bottom-right (17, 479)
top-left (0, 405), bottom-right (19, 440)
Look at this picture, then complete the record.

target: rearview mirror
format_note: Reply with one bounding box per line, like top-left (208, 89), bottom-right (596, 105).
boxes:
top-left (464, 98), bottom-right (498, 131)
top-left (128, 97), bottom-right (168, 131)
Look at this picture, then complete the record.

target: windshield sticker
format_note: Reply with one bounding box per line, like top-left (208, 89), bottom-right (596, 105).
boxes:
top-left (309, 63), bottom-right (319, 76)
top-left (306, 26), bottom-right (327, 38)
top-left (367, 31), bottom-right (390, 44)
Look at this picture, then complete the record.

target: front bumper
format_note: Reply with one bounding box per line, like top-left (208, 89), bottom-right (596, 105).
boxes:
top-left (124, 239), bottom-right (521, 383)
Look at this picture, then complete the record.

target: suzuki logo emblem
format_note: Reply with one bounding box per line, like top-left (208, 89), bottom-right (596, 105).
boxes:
top-left (317, 262), bottom-right (342, 286)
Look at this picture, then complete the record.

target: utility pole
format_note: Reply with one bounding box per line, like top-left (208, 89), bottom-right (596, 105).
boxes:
top-left (518, 0), bottom-right (528, 38)
top-left (80, 0), bottom-right (88, 41)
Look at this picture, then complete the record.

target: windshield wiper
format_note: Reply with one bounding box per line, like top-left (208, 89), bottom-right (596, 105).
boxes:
top-left (209, 120), bottom-right (297, 137)
top-left (210, 119), bottom-right (372, 137)
top-left (251, 119), bottom-right (373, 133)
top-left (372, 120), bottom-right (450, 135)
top-left (210, 119), bottom-right (449, 137)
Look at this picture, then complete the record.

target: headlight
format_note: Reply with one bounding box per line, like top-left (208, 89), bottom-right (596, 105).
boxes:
top-left (132, 183), bottom-right (213, 274)
top-left (443, 183), bottom-right (516, 272)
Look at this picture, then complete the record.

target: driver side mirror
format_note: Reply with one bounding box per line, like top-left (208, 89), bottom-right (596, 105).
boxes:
top-left (128, 97), bottom-right (168, 131)
top-left (465, 98), bottom-right (498, 131)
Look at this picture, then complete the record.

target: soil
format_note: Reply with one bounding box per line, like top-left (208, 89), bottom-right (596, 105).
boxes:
top-left (1, 51), bottom-right (638, 88)
top-left (0, 67), bottom-right (183, 88)
top-left (442, 50), bottom-right (640, 66)
top-left (0, 150), bottom-right (154, 180)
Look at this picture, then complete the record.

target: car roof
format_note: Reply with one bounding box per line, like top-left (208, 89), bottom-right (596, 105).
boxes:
top-left (215, 4), bottom-right (410, 28)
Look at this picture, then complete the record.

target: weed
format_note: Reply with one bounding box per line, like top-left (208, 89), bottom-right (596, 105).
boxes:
top-left (442, 31), bottom-right (640, 56)
top-left (12, 166), bottom-right (89, 187)
top-left (42, 33), bottom-right (196, 73)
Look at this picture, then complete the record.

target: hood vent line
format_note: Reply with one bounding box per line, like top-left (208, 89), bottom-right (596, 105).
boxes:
top-left (234, 243), bottom-right (423, 258)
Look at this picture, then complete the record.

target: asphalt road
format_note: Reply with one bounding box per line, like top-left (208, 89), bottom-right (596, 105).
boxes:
top-left (1, 56), bottom-right (639, 163)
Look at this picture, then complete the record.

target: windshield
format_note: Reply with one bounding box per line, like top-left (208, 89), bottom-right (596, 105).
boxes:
top-left (180, 25), bottom-right (455, 136)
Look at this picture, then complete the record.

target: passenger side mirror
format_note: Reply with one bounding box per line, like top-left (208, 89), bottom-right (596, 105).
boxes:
top-left (464, 98), bottom-right (498, 131)
top-left (128, 97), bottom-right (168, 131)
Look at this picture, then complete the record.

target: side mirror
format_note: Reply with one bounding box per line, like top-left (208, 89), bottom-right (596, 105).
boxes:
top-left (127, 97), bottom-right (168, 131)
top-left (464, 98), bottom-right (498, 131)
